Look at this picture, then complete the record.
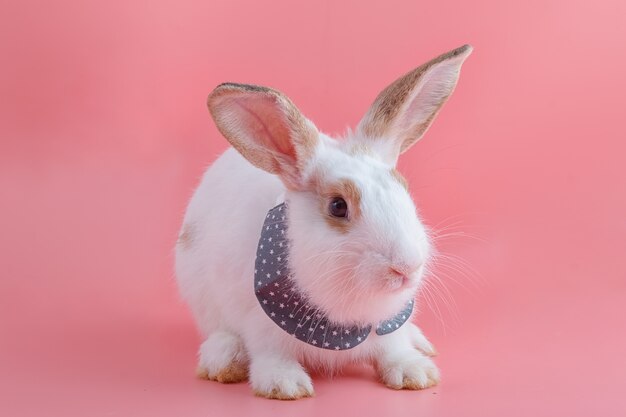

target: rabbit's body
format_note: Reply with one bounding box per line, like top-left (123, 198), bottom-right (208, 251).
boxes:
top-left (176, 147), bottom-right (431, 371)
top-left (175, 45), bottom-right (472, 399)
top-left (176, 147), bottom-right (281, 338)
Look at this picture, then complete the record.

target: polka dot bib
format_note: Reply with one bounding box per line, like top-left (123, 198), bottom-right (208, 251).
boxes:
top-left (254, 203), bottom-right (414, 351)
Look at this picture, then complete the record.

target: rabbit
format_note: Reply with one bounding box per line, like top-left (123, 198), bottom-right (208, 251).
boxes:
top-left (175, 44), bottom-right (472, 400)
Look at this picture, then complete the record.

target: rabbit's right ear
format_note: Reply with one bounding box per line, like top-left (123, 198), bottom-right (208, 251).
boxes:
top-left (208, 83), bottom-right (319, 190)
top-left (357, 45), bottom-right (472, 165)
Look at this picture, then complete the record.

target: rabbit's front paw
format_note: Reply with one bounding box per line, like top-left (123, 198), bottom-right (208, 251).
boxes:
top-left (377, 349), bottom-right (440, 390)
top-left (250, 356), bottom-right (314, 400)
top-left (196, 330), bottom-right (248, 383)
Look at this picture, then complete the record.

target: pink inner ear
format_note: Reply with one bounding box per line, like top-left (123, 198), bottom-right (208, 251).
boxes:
top-left (231, 95), bottom-right (296, 161)
top-left (400, 63), bottom-right (460, 133)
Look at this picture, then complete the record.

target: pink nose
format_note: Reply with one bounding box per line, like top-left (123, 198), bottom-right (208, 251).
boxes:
top-left (389, 263), bottom-right (422, 279)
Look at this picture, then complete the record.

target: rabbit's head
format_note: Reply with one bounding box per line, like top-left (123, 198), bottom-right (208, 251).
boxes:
top-left (208, 45), bottom-right (472, 325)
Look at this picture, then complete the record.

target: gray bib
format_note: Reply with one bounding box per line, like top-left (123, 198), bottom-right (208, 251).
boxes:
top-left (254, 203), bottom-right (414, 351)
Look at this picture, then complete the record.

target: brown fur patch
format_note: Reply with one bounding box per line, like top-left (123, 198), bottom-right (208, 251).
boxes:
top-left (253, 387), bottom-right (314, 400)
top-left (177, 223), bottom-right (195, 250)
top-left (398, 375), bottom-right (440, 390)
top-left (390, 168), bottom-right (409, 191)
top-left (213, 361), bottom-right (248, 383)
top-left (196, 360), bottom-right (249, 384)
top-left (315, 178), bottom-right (362, 233)
top-left (195, 366), bottom-right (209, 380)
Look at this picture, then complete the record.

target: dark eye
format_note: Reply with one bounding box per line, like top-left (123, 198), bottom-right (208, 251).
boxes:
top-left (329, 197), bottom-right (348, 218)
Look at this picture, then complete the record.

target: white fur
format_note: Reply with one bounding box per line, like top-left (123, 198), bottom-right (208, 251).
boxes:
top-left (287, 135), bottom-right (430, 325)
top-left (197, 330), bottom-right (247, 379)
top-left (176, 46), bottom-right (472, 399)
top-left (175, 143), bottom-right (435, 397)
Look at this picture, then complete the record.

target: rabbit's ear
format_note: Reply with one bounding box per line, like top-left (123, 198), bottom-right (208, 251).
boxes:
top-left (357, 45), bottom-right (472, 165)
top-left (208, 83), bottom-right (319, 189)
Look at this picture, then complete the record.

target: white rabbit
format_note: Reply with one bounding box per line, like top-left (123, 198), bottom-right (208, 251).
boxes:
top-left (175, 45), bottom-right (472, 399)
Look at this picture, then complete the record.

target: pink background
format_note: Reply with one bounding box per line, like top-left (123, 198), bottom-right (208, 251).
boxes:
top-left (1, 1), bottom-right (625, 416)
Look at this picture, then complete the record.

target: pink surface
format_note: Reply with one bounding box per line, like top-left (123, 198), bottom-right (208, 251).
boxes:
top-left (1, 1), bottom-right (625, 416)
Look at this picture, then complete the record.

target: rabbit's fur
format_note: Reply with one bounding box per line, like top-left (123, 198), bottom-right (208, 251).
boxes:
top-left (175, 45), bottom-right (472, 399)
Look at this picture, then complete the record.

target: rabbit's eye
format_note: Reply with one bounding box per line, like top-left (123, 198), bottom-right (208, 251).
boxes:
top-left (329, 197), bottom-right (348, 218)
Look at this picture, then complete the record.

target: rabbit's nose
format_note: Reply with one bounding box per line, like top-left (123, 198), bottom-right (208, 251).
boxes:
top-left (389, 262), bottom-right (422, 280)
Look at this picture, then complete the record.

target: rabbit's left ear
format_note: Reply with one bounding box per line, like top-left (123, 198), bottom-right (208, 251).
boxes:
top-left (357, 45), bottom-right (472, 164)
top-left (208, 83), bottom-right (319, 190)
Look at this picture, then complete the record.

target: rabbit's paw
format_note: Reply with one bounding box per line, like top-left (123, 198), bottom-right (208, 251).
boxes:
top-left (250, 356), bottom-right (314, 400)
top-left (376, 349), bottom-right (440, 390)
top-left (196, 330), bottom-right (248, 383)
